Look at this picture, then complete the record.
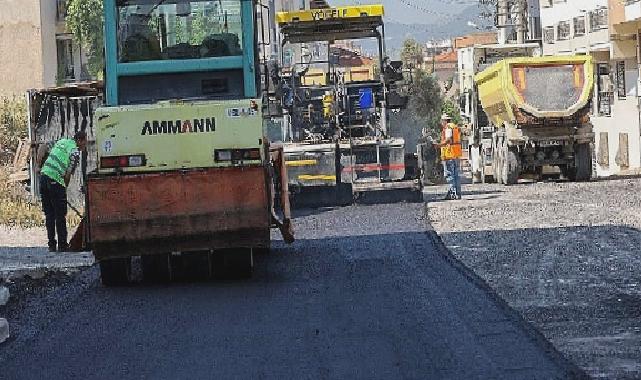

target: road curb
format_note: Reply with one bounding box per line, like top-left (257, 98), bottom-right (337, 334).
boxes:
top-left (422, 203), bottom-right (590, 380)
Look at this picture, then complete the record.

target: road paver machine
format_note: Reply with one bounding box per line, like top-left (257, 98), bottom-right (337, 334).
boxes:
top-left (272, 4), bottom-right (416, 204)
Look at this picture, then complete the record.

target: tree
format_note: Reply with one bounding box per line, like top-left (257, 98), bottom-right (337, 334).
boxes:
top-left (66, 0), bottom-right (104, 79)
top-left (407, 68), bottom-right (443, 138)
top-left (442, 98), bottom-right (463, 125)
top-left (0, 97), bottom-right (27, 165)
top-left (400, 38), bottom-right (423, 69)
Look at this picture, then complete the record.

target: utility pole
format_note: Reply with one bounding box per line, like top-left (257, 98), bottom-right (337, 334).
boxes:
top-left (432, 40), bottom-right (436, 74)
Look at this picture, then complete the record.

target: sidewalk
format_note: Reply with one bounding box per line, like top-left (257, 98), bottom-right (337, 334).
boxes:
top-left (0, 227), bottom-right (93, 278)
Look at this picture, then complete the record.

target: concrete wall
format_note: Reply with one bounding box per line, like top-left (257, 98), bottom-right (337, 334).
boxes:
top-left (40, 0), bottom-right (58, 88)
top-left (592, 58), bottom-right (641, 176)
top-left (0, 0), bottom-right (44, 96)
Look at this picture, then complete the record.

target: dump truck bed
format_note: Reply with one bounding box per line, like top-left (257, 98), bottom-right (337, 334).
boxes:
top-left (475, 55), bottom-right (594, 127)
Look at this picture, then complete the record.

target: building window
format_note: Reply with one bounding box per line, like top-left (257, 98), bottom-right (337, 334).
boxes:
top-left (556, 21), bottom-right (570, 40)
top-left (616, 61), bottom-right (627, 99)
top-left (56, 0), bottom-right (68, 21)
top-left (589, 8), bottom-right (608, 32)
top-left (573, 16), bottom-right (586, 36)
top-left (596, 63), bottom-right (614, 117)
top-left (530, 17), bottom-right (542, 41)
top-left (56, 38), bottom-right (75, 83)
top-left (544, 26), bottom-right (555, 44)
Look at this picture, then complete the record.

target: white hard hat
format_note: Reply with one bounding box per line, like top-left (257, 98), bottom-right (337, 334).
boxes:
top-left (441, 114), bottom-right (452, 121)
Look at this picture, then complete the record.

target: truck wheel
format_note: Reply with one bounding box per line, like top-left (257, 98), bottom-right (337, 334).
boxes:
top-left (572, 143), bottom-right (592, 181)
top-left (212, 249), bottom-right (253, 279)
top-left (175, 251), bottom-right (211, 282)
top-left (230, 250), bottom-right (253, 279)
top-left (503, 149), bottom-right (520, 185)
top-left (337, 183), bottom-right (354, 206)
top-left (141, 253), bottom-right (171, 283)
top-left (493, 139), bottom-right (505, 184)
top-left (100, 258), bottom-right (132, 286)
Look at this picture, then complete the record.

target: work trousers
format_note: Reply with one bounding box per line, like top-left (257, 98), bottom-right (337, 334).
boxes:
top-left (40, 175), bottom-right (68, 250)
top-left (442, 159), bottom-right (462, 199)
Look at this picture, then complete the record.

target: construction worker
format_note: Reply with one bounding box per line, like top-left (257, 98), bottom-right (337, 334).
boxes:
top-left (439, 114), bottom-right (462, 200)
top-left (36, 131), bottom-right (88, 252)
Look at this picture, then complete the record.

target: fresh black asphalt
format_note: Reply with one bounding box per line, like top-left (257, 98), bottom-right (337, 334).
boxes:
top-left (0, 203), bottom-right (582, 379)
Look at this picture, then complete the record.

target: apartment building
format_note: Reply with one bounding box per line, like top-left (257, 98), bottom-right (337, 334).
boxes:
top-left (0, 0), bottom-right (88, 96)
top-left (540, 0), bottom-right (641, 176)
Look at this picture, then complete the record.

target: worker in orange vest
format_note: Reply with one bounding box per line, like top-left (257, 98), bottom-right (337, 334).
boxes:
top-left (439, 114), bottom-right (462, 200)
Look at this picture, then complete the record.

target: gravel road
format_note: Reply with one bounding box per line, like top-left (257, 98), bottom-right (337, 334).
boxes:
top-left (426, 179), bottom-right (641, 379)
top-left (0, 203), bottom-right (581, 379)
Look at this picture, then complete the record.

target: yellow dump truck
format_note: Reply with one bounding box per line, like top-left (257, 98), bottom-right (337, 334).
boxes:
top-left (475, 55), bottom-right (594, 184)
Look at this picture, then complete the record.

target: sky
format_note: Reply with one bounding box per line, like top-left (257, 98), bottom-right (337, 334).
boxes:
top-left (329, 0), bottom-right (480, 25)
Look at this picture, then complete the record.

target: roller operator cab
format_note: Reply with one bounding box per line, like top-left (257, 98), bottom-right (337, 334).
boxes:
top-left (88, 0), bottom-right (293, 285)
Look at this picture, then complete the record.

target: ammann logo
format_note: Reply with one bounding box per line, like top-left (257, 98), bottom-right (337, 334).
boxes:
top-left (141, 118), bottom-right (216, 136)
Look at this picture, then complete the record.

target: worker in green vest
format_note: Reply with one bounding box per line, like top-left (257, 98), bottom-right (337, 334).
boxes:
top-left (36, 131), bottom-right (88, 252)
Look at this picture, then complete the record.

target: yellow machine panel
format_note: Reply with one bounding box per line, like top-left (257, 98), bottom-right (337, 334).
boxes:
top-left (95, 100), bottom-right (263, 174)
top-left (276, 5), bottom-right (384, 24)
top-left (475, 55), bottom-right (594, 127)
top-left (345, 66), bottom-right (375, 82)
top-left (301, 69), bottom-right (328, 86)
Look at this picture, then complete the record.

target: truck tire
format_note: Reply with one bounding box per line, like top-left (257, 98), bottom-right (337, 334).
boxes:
top-left (492, 136), bottom-right (503, 184)
top-left (141, 253), bottom-right (171, 283)
top-left (175, 251), bottom-right (211, 282)
top-left (337, 183), bottom-right (354, 206)
top-left (100, 257), bottom-right (132, 286)
top-left (212, 249), bottom-right (253, 279)
top-left (569, 143), bottom-right (592, 182)
top-left (481, 152), bottom-right (494, 184)
top-left (502, 148), bottom-right (520, 185)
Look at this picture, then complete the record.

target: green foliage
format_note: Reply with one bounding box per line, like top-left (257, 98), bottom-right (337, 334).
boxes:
top-left (0, 97), bottom-right (28, 165)
top-left (0, 167), bottom-right (82, 228)
top-left (190, 11), bottom-right (219, 44)
top-left (66, 0), bottom-right (104, 78)
top-left (56, 64), bottom-right (66, 87)
top-left (400, 38), bottom-right (423, 68)
top-left (407, 69), bottom-right (443, 139)
top-left (442, 98), bottom-right (463, 125)
top-left (445, 75), bottom-right (455, 93)
top-left (0, 168), bottom-right (44, 228)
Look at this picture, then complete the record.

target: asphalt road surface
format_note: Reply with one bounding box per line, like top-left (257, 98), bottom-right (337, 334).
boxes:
top-left (0, 203), bottom-right (583, 379)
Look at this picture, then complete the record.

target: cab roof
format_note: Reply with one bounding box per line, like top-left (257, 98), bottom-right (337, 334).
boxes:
top-left (277, 5), bottom-right (385, 43)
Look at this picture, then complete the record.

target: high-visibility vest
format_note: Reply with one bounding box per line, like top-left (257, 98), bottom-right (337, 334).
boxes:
top-left (440, 123), bottom-right (462, 160)
top-left (41, 139), bottom-right (77, 187)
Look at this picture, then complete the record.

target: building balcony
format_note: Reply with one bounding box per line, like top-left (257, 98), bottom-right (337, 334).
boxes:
top-left (624, 0), bottom-right (641, 23)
